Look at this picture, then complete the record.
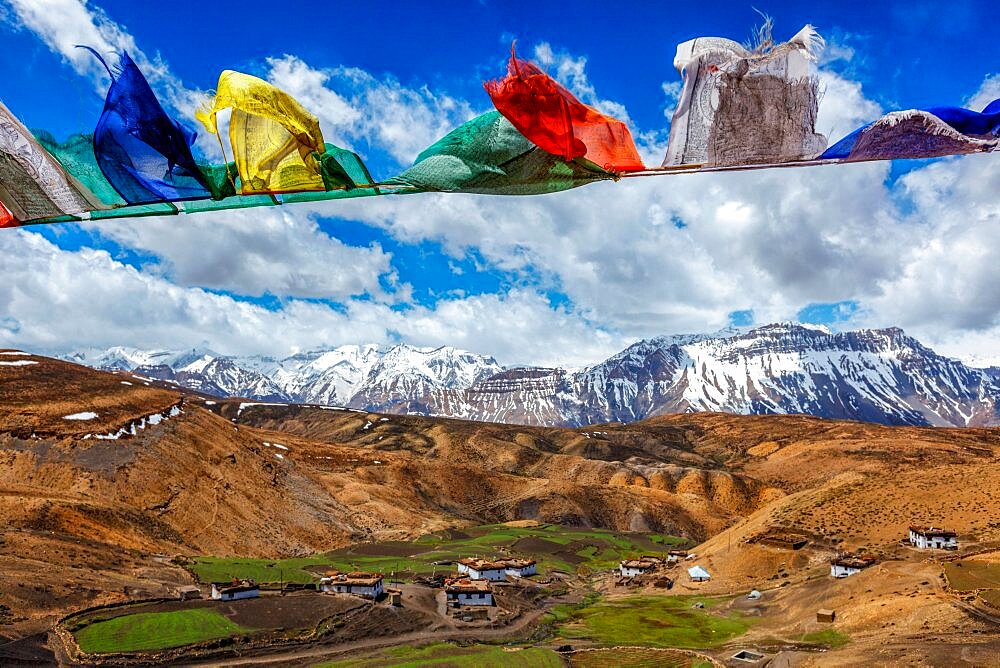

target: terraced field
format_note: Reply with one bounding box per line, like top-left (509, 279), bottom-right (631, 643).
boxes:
top-left (980, 589), bottom-right (1000, 609)
top-left (569, 647), bottom-right (714, 667)
top-left (67, 595), bottom-right (362, 655)
top-left (548, 594), bottom-right (750, 649)
top-left (73, 609), bottom-right (249, 653)
top-left (317, 642), bottom-right (564, 667)
top-left (186, 523), bottom-right (688, 584)
top-left (944, 560), bottom-right (1000, 592)
top-left (798, 629), bottom-right (850, 648)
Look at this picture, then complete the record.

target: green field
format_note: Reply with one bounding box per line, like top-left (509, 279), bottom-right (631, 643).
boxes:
top-left (549, 595), bottom-right (749, 649)
top-left (943, 560), bottom-right (1000, 592)
top-left (799, 628), bottom-right (850, 648)
top-left (74, 609), bottom-right (252, 654)
top-left (316, 642), bottom-right (563, 667)
top-left (186, 523), bottom-right (688, 584)
top-left (570, 647), bottom-right (712, 667)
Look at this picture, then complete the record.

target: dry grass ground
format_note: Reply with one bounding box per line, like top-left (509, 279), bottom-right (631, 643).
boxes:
top-left (0, 351), bottom-right (181, 438)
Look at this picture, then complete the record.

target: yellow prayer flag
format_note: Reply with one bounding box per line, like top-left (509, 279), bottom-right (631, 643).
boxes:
top-left (197, 71), bottom-right (327, 194)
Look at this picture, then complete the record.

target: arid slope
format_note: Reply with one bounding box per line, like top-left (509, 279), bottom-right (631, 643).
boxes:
top-left (3, 352), bottom-right (999, 655)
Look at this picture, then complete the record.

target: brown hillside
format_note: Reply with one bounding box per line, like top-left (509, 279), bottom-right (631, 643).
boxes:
top-left (4, 352), bottom-right (999, 653)
top-left (0, 354), bottom-right (776, 634)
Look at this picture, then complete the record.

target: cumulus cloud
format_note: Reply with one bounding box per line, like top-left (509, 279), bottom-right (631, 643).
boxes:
top-left (661, 81), bottom-right (683, 118)
top-left (0, 230), bottom-right (622, 366)
top-left (862, 153), bottom-right (1000, 331)
top-left (3, 3), bottom-right (998, 369)
top-left (532, 42), bottom-right (633, 124)
top-left (818, 73), bottom-right (1000, 363)
top-left (332, 129), bottom-right (906, 338)
top-left (967, 73), bottom-right (1000, 112)
top-left (815, 69), bottom-right (883, 143)
top-left (267, 56), bottom-right (478, 167)
top-left (85, 208), bottom-right (398, 300)
top-left (4, 0), bottom-right (140, 85)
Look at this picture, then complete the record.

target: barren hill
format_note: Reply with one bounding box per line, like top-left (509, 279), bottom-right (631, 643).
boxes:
top-left (0, 352), bottom-right (773, 634)
top-left (3, 350), bottom-right (999, 650)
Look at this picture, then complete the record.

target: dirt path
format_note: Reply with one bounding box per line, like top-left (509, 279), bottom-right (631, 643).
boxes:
top-left (182, 603), bottom-right (555, 667)
top-left (952, 596), bottom-right (1000, 625)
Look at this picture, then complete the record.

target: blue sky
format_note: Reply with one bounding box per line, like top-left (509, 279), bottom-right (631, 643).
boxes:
top-left (3, 1), bottom-right (994, 134)
top-left (0, 0), bottom-right (1000, 131)
top-left (0, 0), bottom-right (997, 365)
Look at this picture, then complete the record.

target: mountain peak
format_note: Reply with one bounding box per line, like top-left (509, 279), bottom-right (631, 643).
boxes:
top-left (64, 323), bottom-right (998, 428)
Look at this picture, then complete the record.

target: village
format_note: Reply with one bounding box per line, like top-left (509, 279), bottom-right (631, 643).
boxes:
top-left (51, 519), bottom-right (990, 666)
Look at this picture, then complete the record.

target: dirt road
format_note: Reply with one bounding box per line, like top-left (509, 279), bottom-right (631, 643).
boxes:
top-left (181, 602), bottom-right (558, 667)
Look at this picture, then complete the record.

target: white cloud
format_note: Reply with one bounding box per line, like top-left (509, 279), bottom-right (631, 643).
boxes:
top-left (661, 81), bottom-right (683, 118)
top-left (532, 42), bottom-right (633, 125)
top-left (267, 56), bottom-right (478, 167)
top-left (4, 0), bottom-right (140, 85)
top-left (860, 72), bottom-right (1000, 343)
top-left (85, 207), bottom-right (398, 300)
top-left (820, 42), bottom-right (856, 66)
top-left (332, 143), bottom-right (906, 338)
top-left (967, 73), bottom-right (1000, 112)
top-left (815, 69), bottom-right (883, 143)
top-left (0, 230), bottom-right (624, 366)
top-left (3, 7), bottom-right (999, 368)
top-left (862, 153), bottom-right (1000, 331)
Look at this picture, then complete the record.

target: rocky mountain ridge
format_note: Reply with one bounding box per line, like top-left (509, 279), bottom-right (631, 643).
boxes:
top-left (66, 323), bottom-right (1000, 428)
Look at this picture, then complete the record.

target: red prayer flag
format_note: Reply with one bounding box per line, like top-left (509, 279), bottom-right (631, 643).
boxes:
top-left (485, 46), bottom-right (645, 173)
top-left (0, 201), bottom-right (18, 228)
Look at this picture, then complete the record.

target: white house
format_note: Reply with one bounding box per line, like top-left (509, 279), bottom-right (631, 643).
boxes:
top-left (619, 557), bottom-right (664, 578)
top-left (830, 562), bottom-right (862, 578)
top-left (688, 565), bottom-right (712, 582)
top-left (456, 558), bottom-right (509, 582)
top-left (503, 559), bottom-right (537, 578)
top-left (909, 526), bottom-right (958, 550)
top-left (830, 555), bottom-right (876, 578)
top-left (445, 578), bottom-right (494, 606)
top-left (319, 572), bottom-right (384, 599)
top-left (211, 580), bottom-right (259, 601)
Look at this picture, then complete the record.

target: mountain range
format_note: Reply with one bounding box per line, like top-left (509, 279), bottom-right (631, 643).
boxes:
top-left (64, 323), bottom-right (1000, 428)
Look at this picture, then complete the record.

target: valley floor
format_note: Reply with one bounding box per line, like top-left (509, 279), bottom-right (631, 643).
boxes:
top-left (2, 353), bottom-right (1000, 666)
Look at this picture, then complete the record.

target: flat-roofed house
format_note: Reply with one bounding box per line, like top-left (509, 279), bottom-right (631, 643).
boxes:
top-left (619, 556), bottom-right (664, 578)
top-left (503, 558), bottom-right (537, 578)
top-left (830, 554), bottom-right (876, 578)
top-left (909, 526), bottom-right (958, 550)
top-left (456, 558), bottom-right (509, 582)
top-left (319, 572), bottom-right (385, 599)
top-left (211, 580), bottom-right (259, 601)
top-left (445, 578), bottom-right (494, 606)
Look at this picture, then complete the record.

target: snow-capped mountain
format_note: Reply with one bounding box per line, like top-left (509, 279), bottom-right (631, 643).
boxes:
top-left (66, 346), bottom-right (221, 372)
top-left (68, 324), bottom-right (1000, 428)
